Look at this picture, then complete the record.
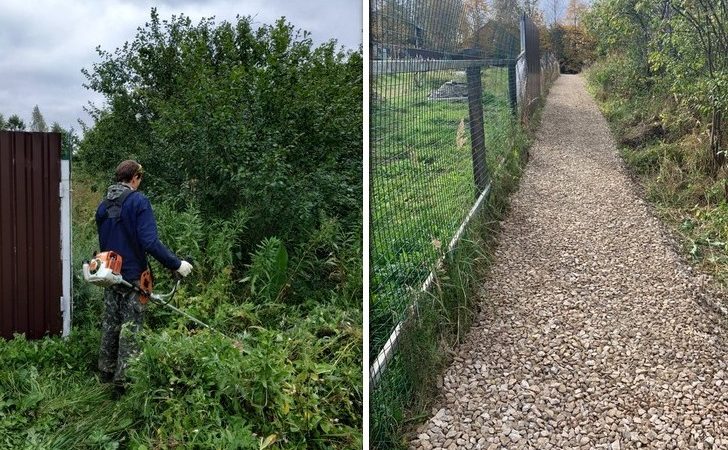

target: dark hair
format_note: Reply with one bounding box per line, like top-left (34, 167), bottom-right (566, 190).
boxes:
top-left (115, 160), bottom-right (143, 182)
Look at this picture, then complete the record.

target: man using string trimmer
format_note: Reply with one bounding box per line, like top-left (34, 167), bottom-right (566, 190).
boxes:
top-left (93, 160), bottom-right (193, 390)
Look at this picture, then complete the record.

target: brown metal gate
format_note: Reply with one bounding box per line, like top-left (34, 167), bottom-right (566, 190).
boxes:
top-left (0, 131), bottom-right (62, 339)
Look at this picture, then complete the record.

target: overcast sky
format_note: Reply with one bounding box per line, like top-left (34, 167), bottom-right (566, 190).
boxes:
top-left (0, 0), bottom-right (362, 132)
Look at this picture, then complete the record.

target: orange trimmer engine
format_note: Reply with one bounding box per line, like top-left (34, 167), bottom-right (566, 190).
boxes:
top-left (82, 251), bottom-right (153, 304)
top-left (138, 269), bottom-right (153, 304)
top-left (82, 251), bottom-right (125, 287)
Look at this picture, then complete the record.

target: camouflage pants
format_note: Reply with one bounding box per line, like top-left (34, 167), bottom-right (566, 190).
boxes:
top-left (98, 286), bottom-right (145, 383)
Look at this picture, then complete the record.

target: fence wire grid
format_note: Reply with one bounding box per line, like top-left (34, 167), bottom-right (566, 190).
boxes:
top-left (370, 0), bottom-right (532, 370)
top-left (370, 1), bottom-right (559, 446)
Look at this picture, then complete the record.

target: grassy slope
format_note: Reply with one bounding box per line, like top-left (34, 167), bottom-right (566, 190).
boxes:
top-left (370, 67), bottom-right (515, 357)
top-left (586, 57), bottom-right (728, 288)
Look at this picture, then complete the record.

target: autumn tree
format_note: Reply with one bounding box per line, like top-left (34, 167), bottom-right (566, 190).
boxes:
top-left (413, 0), bottom-right (464, 52)
top-left (371, 0), bottom-right (415, 51)
top-left (544, 0), bottom-right (565, 25)
top-left (565, 0), bottom-right (588, 26)
top-left (493, 0), bottom-right (521, 25)
top-left (459, 0), bottom-right (490, 46)
top-left (371, 0), bottom-right (464, 54)
top-left (521, 0), bottom-right (541, 17)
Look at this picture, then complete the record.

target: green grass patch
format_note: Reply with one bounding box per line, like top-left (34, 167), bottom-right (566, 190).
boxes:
top-left (370, 66), bottom-right (516, 357)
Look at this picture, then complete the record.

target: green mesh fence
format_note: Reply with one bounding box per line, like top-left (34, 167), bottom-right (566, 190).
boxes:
top-left (369, 2), bottom-right (557, 446)
top-left (370, 0), bottom-right (520, 375)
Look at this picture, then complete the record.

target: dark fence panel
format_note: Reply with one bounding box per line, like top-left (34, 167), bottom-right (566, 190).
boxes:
top-left (520, 14), bottom-right (542, 120)
top-left (0, 131), bottom-right (62, 339)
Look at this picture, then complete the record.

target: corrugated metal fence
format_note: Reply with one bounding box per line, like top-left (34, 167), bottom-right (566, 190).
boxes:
top-left (0, 131), bottom-right (65, 339)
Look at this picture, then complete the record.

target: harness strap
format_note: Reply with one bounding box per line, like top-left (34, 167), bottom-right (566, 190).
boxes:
top-left (102, 188), bottom-right (135, 221)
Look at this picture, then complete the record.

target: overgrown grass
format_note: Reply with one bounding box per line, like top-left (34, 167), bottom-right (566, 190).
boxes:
top-left (587, 55), bottom-right (728, 285)
top-left (370, 71), bottom-right (539, 447)
top-left (0, 167), bottom-right (362, 449)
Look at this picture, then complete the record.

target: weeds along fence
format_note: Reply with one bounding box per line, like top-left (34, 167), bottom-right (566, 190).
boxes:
top-left (370, 2), bottom-right (558, 443)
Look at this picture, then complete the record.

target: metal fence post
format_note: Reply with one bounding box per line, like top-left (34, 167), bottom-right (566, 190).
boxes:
top-left (463, 49), bottom-right (488, 196)
top-left (508, 61), bottom-right (517, 116)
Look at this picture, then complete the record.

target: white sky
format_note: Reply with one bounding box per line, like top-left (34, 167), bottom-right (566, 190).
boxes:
top-left (0, 0), bottom-right (362, 131)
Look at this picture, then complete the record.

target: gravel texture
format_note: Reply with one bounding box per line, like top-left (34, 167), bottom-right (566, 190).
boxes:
top-left (409, 75), bottom-right (728, 450)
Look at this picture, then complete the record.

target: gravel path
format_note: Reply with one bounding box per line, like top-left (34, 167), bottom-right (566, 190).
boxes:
top-left (409, 75), bottom-right (728, 450)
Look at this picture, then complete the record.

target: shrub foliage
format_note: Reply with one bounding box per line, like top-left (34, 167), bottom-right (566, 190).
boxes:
top-left (79, 8), bottom-right (362, 248)
top-left (585, 0), bottom-right (727, 170)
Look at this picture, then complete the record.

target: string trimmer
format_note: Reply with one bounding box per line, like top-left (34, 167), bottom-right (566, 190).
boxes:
top-left (82, 251), bottom-right (238, 342)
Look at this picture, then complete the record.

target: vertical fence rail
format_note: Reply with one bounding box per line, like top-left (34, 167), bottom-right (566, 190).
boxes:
top-left (508, 61), bottom-right (518, 115)
top-left (0, 131), bottom-right (64, 340)
top-left (520, 14), bottom-right (543, 121)
top-left (464, 50), bottom-right (489, 196)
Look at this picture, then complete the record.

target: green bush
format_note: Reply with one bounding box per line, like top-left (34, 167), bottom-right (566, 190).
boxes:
top-left (123, 308), bottom-right (361, 448)
top-left (78, 9), bottom-right (362, 255)
top-left (1, 310), bottom-right (362, 449)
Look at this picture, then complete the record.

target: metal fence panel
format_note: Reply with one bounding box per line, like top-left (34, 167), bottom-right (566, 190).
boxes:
top-left (370, 4), bottom-right (560, 447)
top-left (520, 14), bottom-right (542, 120)
top-left (0, 131), bottom-right (63, 339)
top-left (370, 0), bottom-right (524, 383)
top-left (370, 2), bottom-right (560, 394)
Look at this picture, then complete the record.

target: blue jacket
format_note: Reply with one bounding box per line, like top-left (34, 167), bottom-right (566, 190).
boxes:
top-left (96, 184), bottom-right (181, 282)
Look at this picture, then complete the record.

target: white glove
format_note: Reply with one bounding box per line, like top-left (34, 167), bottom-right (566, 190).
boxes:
top-left (177, 260), bottom-right (193, 277)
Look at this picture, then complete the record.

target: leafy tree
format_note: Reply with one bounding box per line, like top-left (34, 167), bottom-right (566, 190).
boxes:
top-left (654, 0), bottom-right (728, 170)
top-left (414, 0), bottom-right (465, 52)
top-left (30, 105), bottom-right (49, 132)
top-left (493, 0), bottom-right (522, 25)
top-left (585, 0), bottom-right (658, 72)
top-left (521, 0), bottom-right (541, 17)
top-left (371, 0), bottom-right (414, 53)
top-left (586, 0), bottom-right (727, 171)
top-left (6, 114), bottom-right (26, 131)
top-left (51, 122), bottom-right (80, 159)
top-left (78, 9), bottom-right (362, 277)
top-left (0, 113), bottom-right (5, 130)
top-left (549, 23), bottom-right (596, 73)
